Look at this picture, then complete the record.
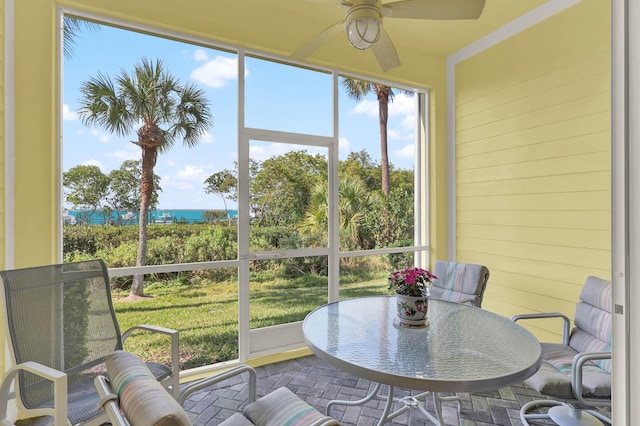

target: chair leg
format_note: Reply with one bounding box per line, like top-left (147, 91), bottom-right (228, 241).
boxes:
top-left (435, 392), bottom-right (462, 414)
top-left (521, 399), bottom-right (607, 426)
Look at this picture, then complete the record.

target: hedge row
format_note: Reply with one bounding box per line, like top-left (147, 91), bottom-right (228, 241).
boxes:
top-left (63, 224), bottom-right (324, 288)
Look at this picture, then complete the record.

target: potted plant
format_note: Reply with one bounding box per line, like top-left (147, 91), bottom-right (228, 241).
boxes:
top-left (388, 267), bottom-right (437, 326)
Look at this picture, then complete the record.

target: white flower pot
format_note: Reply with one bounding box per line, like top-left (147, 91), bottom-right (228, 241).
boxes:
top-left (395, 294), bottom-right (429, 326)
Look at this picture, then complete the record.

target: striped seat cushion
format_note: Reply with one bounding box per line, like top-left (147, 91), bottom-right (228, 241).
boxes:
top-left (571, 276), bottom-right (613, 373)
top-left (525, 276), bottom-right (612, 400)
top-left (524, 343), bottom-right (611, 399)
top-left (243, 387), bottom-right (339, 426)
top-left (218, 413), bottom-right (255, 426)
top-left (106, 350), bottom-right (192, 426)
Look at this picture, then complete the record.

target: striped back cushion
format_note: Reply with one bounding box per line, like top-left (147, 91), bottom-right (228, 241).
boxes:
top-left (106, 350), bottom-right (192, 426)
top-left (431, 261), bottom-right (490, 307)
top-left (570, 276), bottom-right (612, 373)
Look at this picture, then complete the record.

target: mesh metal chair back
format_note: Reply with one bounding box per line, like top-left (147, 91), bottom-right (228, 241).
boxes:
top-left (1, 259), bottom-right (122, 421)
top-left (431, 260), bottom-right (490, 307)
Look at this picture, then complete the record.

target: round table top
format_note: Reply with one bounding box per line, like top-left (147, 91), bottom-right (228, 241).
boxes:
top-left (302, 295), bottom-right (542, 393)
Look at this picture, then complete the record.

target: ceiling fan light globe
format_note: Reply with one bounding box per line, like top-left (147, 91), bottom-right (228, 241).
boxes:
top-left (345, 5), bottom-right (382, 50)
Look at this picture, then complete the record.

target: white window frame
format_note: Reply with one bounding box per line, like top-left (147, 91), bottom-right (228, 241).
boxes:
top-left (57, 8), bottom-right (431, 363)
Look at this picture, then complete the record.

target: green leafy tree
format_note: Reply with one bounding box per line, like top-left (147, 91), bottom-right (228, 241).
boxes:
top-left (204, 170), bottom-right (237, 224)
top-left (63, 165), bottom-right (111, 224)
top-left (363, 174), bottom-right (414, 250)
top-left (77, 58), bottom-right (213, 296)
top-left (251, 151), bottom-right (327, 227)
top-left (108, 160), bottom-right (162, 223)
top-left (202, 210), bottom-right (228, 223)
top-left (339, 150), bottom-right (382, 192)
top-left (342, 79), bottom-right (412, 196)
top-left (250, 150), bottom-right (327, 226)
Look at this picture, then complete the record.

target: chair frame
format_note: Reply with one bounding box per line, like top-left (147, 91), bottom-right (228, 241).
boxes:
top-left (0, 259), bottom-right (180, 426)
top-left (512, 312), bottom-right (612, 425)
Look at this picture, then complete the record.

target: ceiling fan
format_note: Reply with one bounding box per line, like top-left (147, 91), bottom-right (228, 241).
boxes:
top-left (291, 0), bottom-right (486, 72)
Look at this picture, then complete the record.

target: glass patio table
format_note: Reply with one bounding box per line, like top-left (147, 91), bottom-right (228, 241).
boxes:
top-left (302, 295), bottom-right (542, 426)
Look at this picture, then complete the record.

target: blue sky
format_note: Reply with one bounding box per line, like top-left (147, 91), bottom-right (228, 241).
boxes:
top-left (63, 22), bottom-right (417, 210)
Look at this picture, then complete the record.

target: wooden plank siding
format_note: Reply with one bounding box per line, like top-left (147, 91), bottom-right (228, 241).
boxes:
top-left (453, 0), bottom-right (610, 343)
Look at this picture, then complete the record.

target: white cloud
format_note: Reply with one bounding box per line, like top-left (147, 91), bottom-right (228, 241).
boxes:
top-left (339, 137), bottom-right (351, 156)
top-left (163, 174), bottom-right (194, 191)
top-left (249, 143), bottom-right (326, 163)
top-left (200, 130), bottom-right (214, 144)
top-left (351, 99), bottom-right (378, 118)
top-left (191, 56), bottom-right (247, 88)
top-left (162, 165), bottom-right (210, 191)
top-left (389, 93), bottom-right (415, 116)
top-left (350, 92), bottom-right (416, 116)
top-left (387, 113), bottom-right (416, 141)
top-left (395, 143), bottom-right (415, 159)
top-left (90, 128), bottom-right (111, 143)
top-left (177, 165), bottom-right (207, 180)
top-left (193, 49), bottom-right (209, 62)
top-left (399, 114), bottom-right (415, 130)
top-left (388, 129), bottom-right (402, 140)
top-left (249, 145), bottom-right (276, 162)
top-left (109, 146), bottom-right (139, 162)
top-left (82, 159), bottom-right (104, 170)
top-left (63, 104), bottom-right (78, 121)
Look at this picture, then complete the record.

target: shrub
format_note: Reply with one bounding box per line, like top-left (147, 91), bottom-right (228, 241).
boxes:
top-left (183, 228), bottom-right (237, 263)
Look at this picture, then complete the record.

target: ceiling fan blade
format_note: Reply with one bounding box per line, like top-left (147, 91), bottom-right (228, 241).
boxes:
top-left (385, 0), bottom-right (486, 20)
top-left (304, 0), bottom-right (352, 6)
top-left (291, 20), bottom-right (345, 61)
top-left (371, 29), bottom-right (400, 72)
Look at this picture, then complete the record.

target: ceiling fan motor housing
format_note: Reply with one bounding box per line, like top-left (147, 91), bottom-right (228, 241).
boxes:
top-left (344, 1), bottom-right (383, 50)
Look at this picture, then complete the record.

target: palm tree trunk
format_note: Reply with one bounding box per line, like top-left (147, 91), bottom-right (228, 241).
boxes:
top-left (377, 89), bottom-right (391, 196)
top-left (130, 146), bottom-right (156, 297)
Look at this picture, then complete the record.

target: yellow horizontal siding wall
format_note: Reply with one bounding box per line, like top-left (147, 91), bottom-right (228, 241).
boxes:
top-left (454, 0), bottom-right (610, 342)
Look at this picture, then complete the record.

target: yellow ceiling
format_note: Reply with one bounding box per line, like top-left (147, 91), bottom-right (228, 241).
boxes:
top-left (70, 0), bottom-right (551, 85)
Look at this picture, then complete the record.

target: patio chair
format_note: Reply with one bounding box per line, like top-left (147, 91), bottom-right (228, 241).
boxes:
top-left (0, 259), bottom-right (180, 426)
top-left (422, 261), bottom-right (490, 416)
top-left (94, 350), bottom-right (340, 426)
top-left (431, 260), bottom-right (490, 307)
top-left (512, 276), bottom-right (612, 425)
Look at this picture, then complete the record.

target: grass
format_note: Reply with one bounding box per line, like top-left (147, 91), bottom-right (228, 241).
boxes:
top-left (113, 270), bottom-right (389, 370)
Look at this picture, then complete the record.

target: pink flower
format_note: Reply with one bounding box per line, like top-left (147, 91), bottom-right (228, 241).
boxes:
top-left (387, 266), bottom-right (437, 297)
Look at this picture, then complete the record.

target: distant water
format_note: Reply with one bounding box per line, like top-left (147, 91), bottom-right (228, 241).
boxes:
top-left (67, 209), bottom-right (238, 225)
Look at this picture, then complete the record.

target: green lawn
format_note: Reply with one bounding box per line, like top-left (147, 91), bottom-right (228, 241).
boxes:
top-left (113, 272), bottom-right (388, 370)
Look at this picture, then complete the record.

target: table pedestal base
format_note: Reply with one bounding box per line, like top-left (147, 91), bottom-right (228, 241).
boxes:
top-left (327, 383), bottom-right (461, 426)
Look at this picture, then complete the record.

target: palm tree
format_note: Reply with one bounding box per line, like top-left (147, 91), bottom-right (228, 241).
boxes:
top-left (77, 58), bottom-right (213, 296)
top-left (342, 79), bottom-right (411, 196)
top-left (299, 176), bottom-right (377, 250)
top-left (63, 17), bottom-right (99, 59)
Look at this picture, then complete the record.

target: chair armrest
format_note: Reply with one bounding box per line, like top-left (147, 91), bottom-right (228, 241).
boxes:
top-left (122, 325), bottom-right (180, 399)
top-left (94, 376), bottom-right (130, 426)
top-left (0, 362), bottom-right (67, 426)
top-left (177, 365), bottom-right (257, 406)
top-left (572, 351), bottom-right (612, 407)
top-left (456, 297), bottom-right (477, 306)
top-left (511, 312), bottom-right (571, 345)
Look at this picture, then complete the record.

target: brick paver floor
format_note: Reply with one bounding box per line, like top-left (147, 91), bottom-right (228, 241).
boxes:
top-left (182, 355), bottom-right (569, 426)
top-left (15, 354), bottom-right (606, 425)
